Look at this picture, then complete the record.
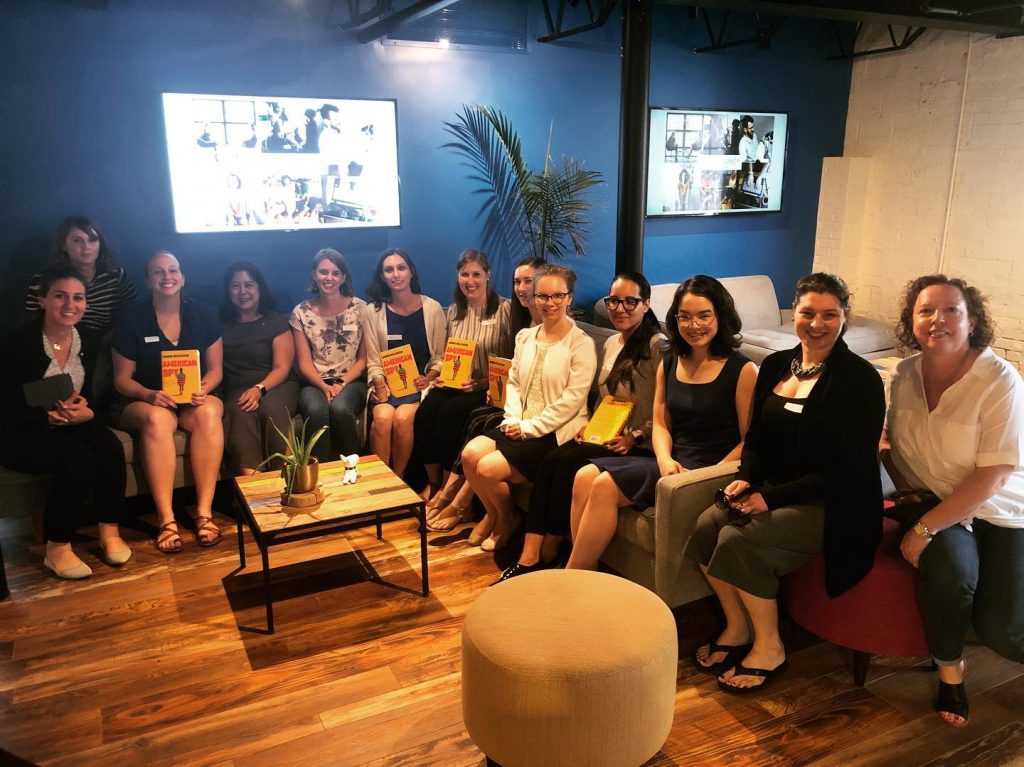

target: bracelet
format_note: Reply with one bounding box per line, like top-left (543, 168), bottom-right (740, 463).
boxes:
top-left (912, 521), bottom-right (934, 540)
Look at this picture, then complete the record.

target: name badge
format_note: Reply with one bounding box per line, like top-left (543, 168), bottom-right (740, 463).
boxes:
top-left (481, 319), bottom-right (497, 326)
top-left (343, 324), bottom-right (357, 332)
top-left (784, 402), bottom-right (804, 414)
top-left (387, 334), bottom-right (403, 341)
top-left (144, 336), bottom-right (160, 343)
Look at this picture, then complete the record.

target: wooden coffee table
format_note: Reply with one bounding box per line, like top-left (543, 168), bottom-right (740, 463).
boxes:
top-left (231, 455), bottom-right (427, 633)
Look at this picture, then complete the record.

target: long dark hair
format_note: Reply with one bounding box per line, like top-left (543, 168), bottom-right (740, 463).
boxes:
top-left (366, 248), bottom-right (422, 308)
top-left (52, 215), bottom-right (116, 274)
top-left (38, 264), bottom-right (87, 298)
top-left (509, 256), bottom-right (546, 336)
top-left (219, 261), bottom-right (277, 323)
top-left (452, 249), bottom-right (499, 321)
top-left (605, 271), bottom-right (661, 395)
top-left (895, 274), bottom-right (994, 350)
top-left (666, 275), bottom-right (742, 358)
top-left (308, 248), bottom-right (354, 297)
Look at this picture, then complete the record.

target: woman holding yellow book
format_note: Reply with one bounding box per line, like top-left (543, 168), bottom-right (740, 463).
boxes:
top-left (363, 249), bottom-right (446, 479)
top-left (494, 272), bottom-right (663, 582)
top-left (461, 263), bottom-right (597, 552)
top-left (112, 251), bottom-right (224, 552)
top-left (567, 275), bottom-right (757, 571)
top-left (412, 250), bottom-right (512, 531)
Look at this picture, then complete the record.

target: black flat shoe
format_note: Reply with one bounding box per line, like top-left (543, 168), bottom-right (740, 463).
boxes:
top-left (717, 660), bottom-right (789, 695)
top-left (490, 561), bottom-right (546, 586)
top-left (693, 641), bottom-right (753, 676)
top-left (935, 681), bottom-right (969, 727)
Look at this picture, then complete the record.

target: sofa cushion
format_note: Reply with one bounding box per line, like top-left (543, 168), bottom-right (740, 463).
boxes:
top-left (615, 505), bottom-right (656, 554)
top-left (719, 275), bottom-right (784, 331)
top-left (741, 320), bottom-right (896, 358)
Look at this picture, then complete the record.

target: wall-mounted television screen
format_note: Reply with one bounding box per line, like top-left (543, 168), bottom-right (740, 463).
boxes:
top-left (162, 93), bottom-right (401, 233)
top-left (646, 108), bottom-right (788, 217)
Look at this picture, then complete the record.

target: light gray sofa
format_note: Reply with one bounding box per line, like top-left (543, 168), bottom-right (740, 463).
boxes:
top-left (594, 274), bottom-right (897, 364)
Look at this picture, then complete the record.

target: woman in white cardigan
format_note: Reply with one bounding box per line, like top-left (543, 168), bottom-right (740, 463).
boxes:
top-left (363, 249), bottom-right (446, 478)
top-left (462, 263), bottom-right (597, 552)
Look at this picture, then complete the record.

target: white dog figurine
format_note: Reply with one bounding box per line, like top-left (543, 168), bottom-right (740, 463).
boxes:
top-left (341, 454), bottom-right (359, 484)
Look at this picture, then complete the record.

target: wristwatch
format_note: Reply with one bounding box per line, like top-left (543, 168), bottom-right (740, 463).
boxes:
top-left (912, 521), bottom-right (934, 540)
top-left (255, 383), bottom-right (267, 396)
top-left (630, 429), bottom-right (645, 444)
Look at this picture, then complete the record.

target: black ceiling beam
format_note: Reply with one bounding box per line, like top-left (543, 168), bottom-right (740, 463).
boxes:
top-left (354, 0), bottom-right (463, 43)
top-left (828, 22), bottom-right (927, 59)
top-left (659, 0), bottom-right (1024, 36)
top-left (694, 9), bottom-right (785, 51)
top-left (537, 0), bottom-right (620, 42)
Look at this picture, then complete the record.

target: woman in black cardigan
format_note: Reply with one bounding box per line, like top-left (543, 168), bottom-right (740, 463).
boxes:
top-left (0, 266), bottom-right (129, 579)
top-left (685, 273), bottom-right (885, 693)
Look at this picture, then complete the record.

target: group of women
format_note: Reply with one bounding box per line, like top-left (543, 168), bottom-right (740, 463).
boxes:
top-left (1, 214), bottom-right (1020, 730)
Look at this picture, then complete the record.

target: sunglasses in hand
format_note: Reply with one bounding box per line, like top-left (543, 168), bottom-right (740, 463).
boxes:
top-left (714, 486), bottom-right (757, 527)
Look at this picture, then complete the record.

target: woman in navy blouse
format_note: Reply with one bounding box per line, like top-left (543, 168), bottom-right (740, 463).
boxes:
top-left (112, 251), bottom-right (224, 553)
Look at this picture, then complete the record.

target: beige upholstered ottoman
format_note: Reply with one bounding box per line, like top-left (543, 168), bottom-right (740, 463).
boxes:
top-left (461, 569), bottom-right (678, 767)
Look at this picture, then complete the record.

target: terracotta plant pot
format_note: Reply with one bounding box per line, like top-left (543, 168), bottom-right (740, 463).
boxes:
top-left (284, 458), bottom-right (319, 495)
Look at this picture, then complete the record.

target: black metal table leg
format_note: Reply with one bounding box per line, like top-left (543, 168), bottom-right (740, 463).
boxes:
top-left (261, 544), bottom-right (274, 634)
top-left (0, 541), bottom-right (9, 601)
top-left (376, 510), bottom-right (382, 540)
top-left (236, 505), bottom-right (246, 568)
top-left (418, 502), bottom-right (429, 596)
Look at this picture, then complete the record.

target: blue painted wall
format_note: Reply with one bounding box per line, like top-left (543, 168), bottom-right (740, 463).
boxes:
top-left (0, 0), bottom-right (621, 329)
top-left (0, 1), bottom-right (850, 330)
top-left (643, 6), bottom-right (852, 304)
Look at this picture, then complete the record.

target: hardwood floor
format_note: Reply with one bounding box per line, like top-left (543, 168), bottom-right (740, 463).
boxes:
top-left (0, 505), bottom-right (1021, 767)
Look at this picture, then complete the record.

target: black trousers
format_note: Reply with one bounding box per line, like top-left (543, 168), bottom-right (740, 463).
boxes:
top-left (524, 441), bottom-right (614, 537)
top-left (0, 421), bottom-right (126, 542)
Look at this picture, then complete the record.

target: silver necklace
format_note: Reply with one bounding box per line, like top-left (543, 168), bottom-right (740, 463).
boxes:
top-left (791, 358), bottom-right (826, 380)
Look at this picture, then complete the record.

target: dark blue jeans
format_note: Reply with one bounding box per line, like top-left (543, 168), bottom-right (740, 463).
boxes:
top-left (297, 381), bottom-right (368, 461)
top-left (918, 518), bottom-right (1024, 665)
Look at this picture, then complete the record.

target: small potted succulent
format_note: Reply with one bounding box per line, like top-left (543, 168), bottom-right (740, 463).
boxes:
top-left (258, 416), bottom-right (327, 503)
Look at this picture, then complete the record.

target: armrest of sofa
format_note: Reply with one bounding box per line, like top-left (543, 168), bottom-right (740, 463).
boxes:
top-left (652, 460), bottom-right (740, 600)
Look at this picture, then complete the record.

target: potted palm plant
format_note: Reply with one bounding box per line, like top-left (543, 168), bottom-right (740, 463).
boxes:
top-left (442, 104), bottom-right (604, 284)
top-left (257, 416), bottom-right (327, 504)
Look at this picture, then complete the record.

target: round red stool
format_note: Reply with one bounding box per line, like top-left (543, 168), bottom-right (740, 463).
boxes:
top-left (780, 520), bottom-right (931, 685)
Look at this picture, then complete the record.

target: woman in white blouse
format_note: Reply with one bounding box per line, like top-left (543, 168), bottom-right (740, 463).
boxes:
top-left (363, 249), bottom-right (446, 478)
top-left (883, 275), bottom-right (1024, 729)
top-left (461, 263), bottom-right (597, 552)
top-left (415, 249), bottom-right (512, 531)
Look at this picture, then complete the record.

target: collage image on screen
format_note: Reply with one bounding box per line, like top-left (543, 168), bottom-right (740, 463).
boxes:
top-left (163, 94), bottom-right (401, 233)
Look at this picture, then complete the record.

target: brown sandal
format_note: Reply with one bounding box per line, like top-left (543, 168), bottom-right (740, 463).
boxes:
top-left (426, 504), bottom-right (471, 532)
top-left (155, 521), bottom-right (183, 554)
top-left (195, 515), bottom-right (223, 548)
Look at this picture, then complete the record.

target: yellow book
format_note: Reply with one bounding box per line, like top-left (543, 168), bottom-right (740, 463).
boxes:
top-left (440, 337), bottom-right (477, 389)
top-left (582, 395), bottom-right (635, 445)
top-left (487, 355), bottom-right (512, 408)
top-left (380, 344), bottom-right (419, 398)
top-left (161, 349), bottom-right (202, 404)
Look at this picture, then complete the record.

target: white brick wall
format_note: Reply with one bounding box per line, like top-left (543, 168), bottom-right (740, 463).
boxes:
top-left (814, 27), bottom-right (1024, 369)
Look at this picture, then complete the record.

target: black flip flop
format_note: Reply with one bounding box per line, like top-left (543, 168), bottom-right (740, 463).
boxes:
top-left (693, 641), bottom-right (753, 676)
top-left (935, 681), bottom-right (969, 727)
top-left (717, 660), bottom-right (789, 695)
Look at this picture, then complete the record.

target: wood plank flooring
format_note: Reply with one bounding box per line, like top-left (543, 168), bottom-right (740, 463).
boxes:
top-left (0, 504), bottom-right (1021, 767)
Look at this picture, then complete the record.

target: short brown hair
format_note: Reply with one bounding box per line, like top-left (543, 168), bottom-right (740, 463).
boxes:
top-left (895, 274), bottom-right (994, 350)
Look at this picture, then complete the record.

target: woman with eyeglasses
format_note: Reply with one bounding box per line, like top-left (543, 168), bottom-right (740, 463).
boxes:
top-left (364, 249), bottom-right (446, 478)
top-left (882, 275), bottom-right (1024, 728)
top-left (494, 272), bottom-right (663, 581)
top-left (461, 263), bottom-right (596, 552)
top-left (566, 275), bottom-right (756, 573)
top-left (291, 249), bottom-right (367, 462)
top-left (684, 273), bottom-right (884, 695)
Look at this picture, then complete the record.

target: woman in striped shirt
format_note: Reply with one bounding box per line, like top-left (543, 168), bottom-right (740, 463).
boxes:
top-left (24, 216), bottom-right (137, 335)
top-left (415, 249), bottom-right (512, 531)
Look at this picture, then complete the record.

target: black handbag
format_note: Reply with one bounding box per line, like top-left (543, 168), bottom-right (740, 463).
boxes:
top-left (885, 490), bottom-right (941, 534)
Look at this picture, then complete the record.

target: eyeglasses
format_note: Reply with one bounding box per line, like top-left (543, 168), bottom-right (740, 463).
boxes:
top-left (534, 292), bottom-right (569, 304)
top-left (676, 311), bottom-right (716, 327)
top-left (602, 296), bottom-right (643, 312)
top-left (714, 486), bottom-right (755, 527)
